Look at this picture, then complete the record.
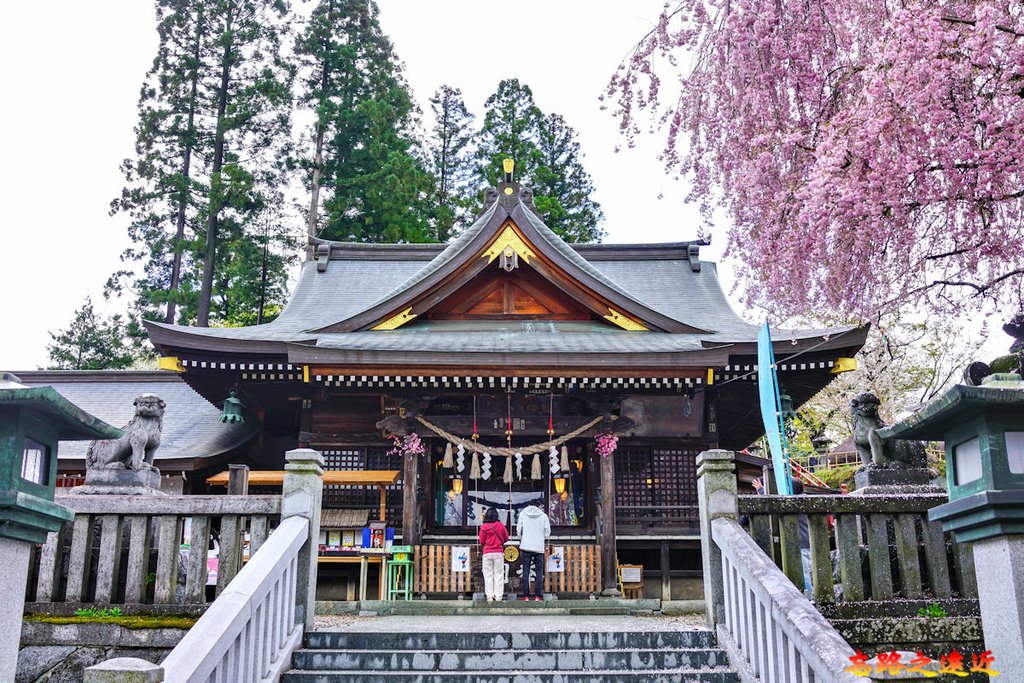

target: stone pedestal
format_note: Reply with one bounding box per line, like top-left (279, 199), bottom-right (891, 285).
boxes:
top-left (282, 448), bottom-right (324, 631)
top-left (696, 449), bottom-right (738, 629)
top-left (852, 466), bottom-right (942, 495)
top-left (972, 535), bottom-right (1024, 677)
top-left (0, 538), bottom-right (30, 682)
top-left (70, 466), bottom-right (164, 496)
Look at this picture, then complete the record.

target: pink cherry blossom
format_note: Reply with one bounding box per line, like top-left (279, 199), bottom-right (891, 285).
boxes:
top-left (606, 1), bottom-right (1024, 321)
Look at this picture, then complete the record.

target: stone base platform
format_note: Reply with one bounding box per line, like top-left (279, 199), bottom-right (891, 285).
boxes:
top-left (68, 467), bottom-right (164, 496)
top-left (852, 466), bottom-right (943, 495)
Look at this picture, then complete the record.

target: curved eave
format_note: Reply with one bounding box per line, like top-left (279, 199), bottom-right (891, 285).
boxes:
top-left (0, 387), bottom-right (123, 440)
top-left (285, 341), bottom-right (735, 370)
top-left (309, 197), bottom-right (709, 335)
top-left (706, 324), bottom-right (869, 355)
top-left (145, 320), bottom-right (308, 356)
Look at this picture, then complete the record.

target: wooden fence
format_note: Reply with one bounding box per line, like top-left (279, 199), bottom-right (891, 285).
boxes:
top-left (738, 493), bottom-right (978, 607)
top-left (30, 494), bottom-right (281, 610)
top-left (413, 543), bottom-right (601, 595)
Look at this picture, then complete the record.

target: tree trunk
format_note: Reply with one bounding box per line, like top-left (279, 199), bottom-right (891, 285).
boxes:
top-left (165, 9), bottom-right (205, 324)
top-left (305, 22), bottom-right (332, 260)
top-left (197, 7), bottom-right (234, 327)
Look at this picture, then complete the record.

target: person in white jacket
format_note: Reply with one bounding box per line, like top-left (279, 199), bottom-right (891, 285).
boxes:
top-left (516, 505), bottom-right (551, 601)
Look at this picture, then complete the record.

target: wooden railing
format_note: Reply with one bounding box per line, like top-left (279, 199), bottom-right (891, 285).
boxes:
top-left (616, 504), bottom-right (699, 531)
top-left (30, 494), bottom-right (281, 609)
top-left (738, 494), bottom-right (977, 605)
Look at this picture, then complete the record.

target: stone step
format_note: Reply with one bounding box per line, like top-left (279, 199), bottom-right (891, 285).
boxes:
top-left (306, 630), bottom-right (717, 651)
top-left (383, 605), bottom-right (634, 617)
top-left (282, 668), bottom-right (739, 683)
top-left (292, 647), bottom-right (731, 671)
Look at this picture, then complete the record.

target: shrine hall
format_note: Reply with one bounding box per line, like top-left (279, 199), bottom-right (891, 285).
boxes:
top-left (143, 175), bottom-right (867, 599)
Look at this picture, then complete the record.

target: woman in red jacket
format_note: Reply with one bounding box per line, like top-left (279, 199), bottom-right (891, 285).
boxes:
top-left (479, 507), bottom-right (509, 602)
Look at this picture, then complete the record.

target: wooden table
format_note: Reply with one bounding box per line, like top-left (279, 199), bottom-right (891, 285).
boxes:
top-left (318, 552), bottom-right (388, 601)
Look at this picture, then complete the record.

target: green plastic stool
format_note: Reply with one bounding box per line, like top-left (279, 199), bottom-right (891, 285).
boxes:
top-left (386, 545), bottom-right (415, 601)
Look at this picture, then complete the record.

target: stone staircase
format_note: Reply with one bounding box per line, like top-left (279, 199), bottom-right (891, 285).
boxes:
top-left (283, 626), bottom-right (739, 682)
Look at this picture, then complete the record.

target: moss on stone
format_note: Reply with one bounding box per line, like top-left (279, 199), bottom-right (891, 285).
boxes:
top-left (816, 464), bottom-right (860, 490)
top-left (24, 613), bottom-right (198, 629)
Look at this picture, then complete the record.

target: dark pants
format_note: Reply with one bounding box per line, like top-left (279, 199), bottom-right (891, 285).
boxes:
top-left (521, 550), bottom-right (544, 597)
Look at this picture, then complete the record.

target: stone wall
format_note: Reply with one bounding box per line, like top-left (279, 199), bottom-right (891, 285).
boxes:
top-left (17, 623), bottom-right (186, 683)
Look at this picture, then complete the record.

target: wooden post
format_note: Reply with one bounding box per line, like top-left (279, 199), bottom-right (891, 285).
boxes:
top-left (402, 449), bottom-right (419, 546)
top-left (377, 485), bottom-right (387, 522)
top-left (598, 448), bottom-right (620, 596)
top-left (705, 389), bottom-right (719, 449)
top-left (660, 542), bottom-right (672, 601)
top-left (227, 464), bottom-right (249, 495)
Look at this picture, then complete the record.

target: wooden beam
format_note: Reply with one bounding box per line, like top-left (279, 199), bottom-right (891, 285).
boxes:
top-left (306, 365), bottom-right (709, 379)
top-left (207, 469), bottom-right (399, 487)
top-left (660, 542), bottom-right (672, 601)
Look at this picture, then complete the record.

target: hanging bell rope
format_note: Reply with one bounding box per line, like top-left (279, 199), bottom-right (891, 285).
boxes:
top-left (503, 454), bottom-right (514, 483)
top-left (470, 450), bottom-right (481, 480)
top-left (442, 442), bottom-right (454, 468)
top-left (414, 414), bottom-right (606, 457)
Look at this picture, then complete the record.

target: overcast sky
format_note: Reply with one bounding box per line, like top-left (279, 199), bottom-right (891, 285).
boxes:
top-left (0, 1), bottom-right (726, 371)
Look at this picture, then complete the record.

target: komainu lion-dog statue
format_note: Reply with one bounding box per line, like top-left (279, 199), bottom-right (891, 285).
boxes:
top-left (86, 393), bottom-right (166, 471)
top-left (850, 392), bottom-right (928, 469)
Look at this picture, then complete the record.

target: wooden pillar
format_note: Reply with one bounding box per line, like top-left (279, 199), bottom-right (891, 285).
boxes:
top-left (227, 464), bottom-right (249, 495)
top-left (598, 449), bottom-right (620, 596)
top-left (377, 485), bottom-right (387, 522)
top-left (402, 449), bottom-right (419, 546)
top-left (660, 542), bottom-right (672, 601)
top-left (705, 388), bottom-right (719, 449)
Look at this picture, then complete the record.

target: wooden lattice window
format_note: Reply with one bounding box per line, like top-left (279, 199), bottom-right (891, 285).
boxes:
top-left (321, 447), bottom-right (402, 526)
top-left (615, 445), bottom-right (700, 530)
top-left (615, 446), bottom-right (655, 525)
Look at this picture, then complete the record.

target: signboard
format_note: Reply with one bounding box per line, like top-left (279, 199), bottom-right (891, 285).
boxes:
top-left (451, 546), bottom-right (470, 572)
top-left (546, 547), bottom-right (564, 572)
top-left (758, 323), bottom-right (793, 495)
top-left (620, 565), bottom-right (642, 584)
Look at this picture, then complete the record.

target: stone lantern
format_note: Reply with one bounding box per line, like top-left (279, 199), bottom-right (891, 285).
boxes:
top-left (879, 372), bottom-right (1024, 676)
top-left (0, 373), bottom-right (121, 680)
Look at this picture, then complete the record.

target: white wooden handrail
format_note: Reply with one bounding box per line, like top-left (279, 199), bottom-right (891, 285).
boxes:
top-left (712, 517), bottom-right (867, 683)
top-left (160, 515), bottom-right (307, 682)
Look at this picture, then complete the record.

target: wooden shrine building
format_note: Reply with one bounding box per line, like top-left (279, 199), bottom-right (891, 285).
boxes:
top-left (146, 177), bottom-right (867, 597)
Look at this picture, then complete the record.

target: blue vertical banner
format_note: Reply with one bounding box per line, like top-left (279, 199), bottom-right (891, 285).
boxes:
top-left (757, 323), bottom-right (793, 495)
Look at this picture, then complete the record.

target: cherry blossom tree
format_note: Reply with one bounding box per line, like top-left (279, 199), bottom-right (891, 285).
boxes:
top-left (606, 1), bottom-right (1024, 321)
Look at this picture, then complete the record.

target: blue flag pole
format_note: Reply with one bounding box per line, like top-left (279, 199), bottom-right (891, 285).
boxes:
top-left (757, 323), bottom-right (793, 495)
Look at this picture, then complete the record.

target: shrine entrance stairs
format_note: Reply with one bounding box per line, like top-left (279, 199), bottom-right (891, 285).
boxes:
top-left (283, 615), bottom-right (739, 682)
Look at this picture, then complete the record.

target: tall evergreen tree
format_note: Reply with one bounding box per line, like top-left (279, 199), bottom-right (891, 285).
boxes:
top-left (533, 113), bottom-right (605, 243)
top-left (196, 0), bottom-right (296, 326)
top-left (296, 0), bottom-right (431, 245)
top-left (112, 0), bottom-right (296, 329)
top-left (477, 79), bottom-right (603, 242)
top-left (476, 79), bottom-right (543, 188)
top-left (426, 85), bottom-right (476, 241)
top-left (47, 299), bottom-right (136, 371)
top-left (109, 0), bottom-right (210, 324)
